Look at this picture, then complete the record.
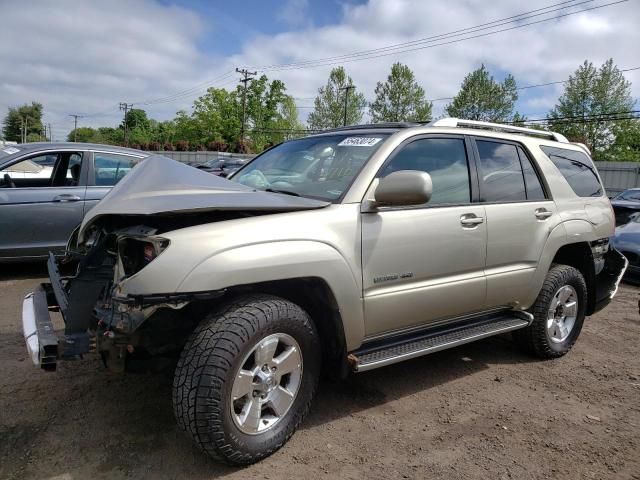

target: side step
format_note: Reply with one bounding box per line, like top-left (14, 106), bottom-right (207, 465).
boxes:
top-left (349, 314), bottom-right (531, 372)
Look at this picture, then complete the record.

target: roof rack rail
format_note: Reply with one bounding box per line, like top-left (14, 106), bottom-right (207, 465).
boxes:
top-left (320, 122), bottom-right (422, 134)
top-left (429, 117), bottom-right (569, 143)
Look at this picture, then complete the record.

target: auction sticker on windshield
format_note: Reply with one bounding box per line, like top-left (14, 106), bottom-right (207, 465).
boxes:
top-left (338, 137), bottom-right (382, 147)
top-left (2, 147), bottom-right (20, 155)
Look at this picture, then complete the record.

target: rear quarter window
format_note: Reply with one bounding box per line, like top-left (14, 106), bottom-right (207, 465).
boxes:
top-left (540, 146), bottom-right (602, 197)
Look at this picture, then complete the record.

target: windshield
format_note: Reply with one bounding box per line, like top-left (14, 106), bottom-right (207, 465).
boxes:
top-left (616, 190), bottom-right (640, 201)
top-left (232, 133), bottom-right (390, 201)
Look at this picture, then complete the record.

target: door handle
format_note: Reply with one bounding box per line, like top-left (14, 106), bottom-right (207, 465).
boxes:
top-left (535, 208), bottom-right (553, 220)
top-left (460, 214), bottom-right (484, 227)
top-left (52, 194), bottom-right (81, 203)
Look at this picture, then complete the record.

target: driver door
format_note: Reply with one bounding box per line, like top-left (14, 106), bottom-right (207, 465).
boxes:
top-left (361, 135), bottom-right (487, 337)
top-left (0, 151), bottom-right (88, 259)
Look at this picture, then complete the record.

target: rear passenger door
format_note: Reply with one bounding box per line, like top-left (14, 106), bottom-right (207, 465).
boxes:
top-left (472, 138), bottom-right (559, 308)
top-left (85, 151), bottom-right (144, 211)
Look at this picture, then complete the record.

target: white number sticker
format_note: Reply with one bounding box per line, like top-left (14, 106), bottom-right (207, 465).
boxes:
top-left (337, 137), bottom-right (382, 147)
top-left (2, 147), bottom-right (20, 155)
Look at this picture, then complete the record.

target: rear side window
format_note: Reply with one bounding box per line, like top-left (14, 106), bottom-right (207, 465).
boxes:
top-left (380, 137), bottom-right (471, 205)
top-left (476, 140), bottom-right (526, 202)
top-left (540, 146), bottom-right (602, 197)
top-left (93, 153), bottom-right (139, 186)
top-left (517, 147), bottom-right (546, 200)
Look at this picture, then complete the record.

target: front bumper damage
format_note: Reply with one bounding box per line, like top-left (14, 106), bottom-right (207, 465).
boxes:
top-left (22, 253), bottom-right (224, 371)
top-left (22, 284), bottom-right (59, 371)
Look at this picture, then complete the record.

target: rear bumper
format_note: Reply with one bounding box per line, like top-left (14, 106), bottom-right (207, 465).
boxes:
top-left (592, 247), bottom-right (628, 314)
top-left (22, 284), bottom-right (59, 371)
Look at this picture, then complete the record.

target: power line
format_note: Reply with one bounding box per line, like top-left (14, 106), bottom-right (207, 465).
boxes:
top-left (253, 0), bottom-right (627, 72)
top-left (132, 71), bottom-right (235, 106)
top-left (256, 0), bottom-right (595, 71)
top-left (426, 66), bottom-right (640, 103)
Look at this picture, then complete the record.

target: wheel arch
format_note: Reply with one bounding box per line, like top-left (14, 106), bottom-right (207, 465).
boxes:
top-left (550, 242), bottom-right (597, 315)
top-left (223, 277), bottom-right (350, 377)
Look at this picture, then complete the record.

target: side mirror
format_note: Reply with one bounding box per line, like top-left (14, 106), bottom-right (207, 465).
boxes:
top-left (373, 170), bottom-right (432, 207)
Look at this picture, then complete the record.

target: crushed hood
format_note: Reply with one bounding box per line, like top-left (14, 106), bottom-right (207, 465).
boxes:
top-left (78, 155), bottom-right (329, 240)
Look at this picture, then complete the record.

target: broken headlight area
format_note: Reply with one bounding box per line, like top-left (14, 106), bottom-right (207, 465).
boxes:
top-left (116, 235), bottom-right (170, 277)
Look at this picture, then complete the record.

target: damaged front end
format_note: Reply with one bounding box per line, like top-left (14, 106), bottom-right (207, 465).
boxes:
top-left (24, 223), bottom-right (227, 372)
top-left (21, 155), bottom-right (329, 372)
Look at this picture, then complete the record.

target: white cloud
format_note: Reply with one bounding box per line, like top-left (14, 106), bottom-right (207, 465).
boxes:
top-left (278, 0), bottom-right (311, 28)
top-left (1, 0), bottom-right (638, 139)
top-left (0, 0), bottom-right (218, 139)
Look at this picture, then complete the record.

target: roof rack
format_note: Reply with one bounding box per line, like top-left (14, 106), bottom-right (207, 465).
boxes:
top-left (320, 122), bottom-right (421, 134)
top-left (429, 118), bottom-right (569, 143)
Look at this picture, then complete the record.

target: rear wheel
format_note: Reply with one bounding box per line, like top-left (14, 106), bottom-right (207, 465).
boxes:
top-left (514, 264), bottom-right (587, 359)
top-left (173, 294), bottom-right (320, 465)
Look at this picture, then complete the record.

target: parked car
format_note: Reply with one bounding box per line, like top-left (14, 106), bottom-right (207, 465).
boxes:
top-left (610, 188), bottom-right (640, 225)
top-left (195, 156), bottom-right (251, 177)
top-left (611, 212), bottom-right (640, 282)
top-left (22, 119), bottom-right (626, 465)
top-left (0, 142), bottom-right (151, 261)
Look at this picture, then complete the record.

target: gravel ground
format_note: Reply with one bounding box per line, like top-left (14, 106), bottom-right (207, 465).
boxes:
top-left (0, 263), bottom-right (639, 480)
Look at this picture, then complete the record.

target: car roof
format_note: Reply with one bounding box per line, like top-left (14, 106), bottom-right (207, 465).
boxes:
top-left (3, 142), bottom-right (148, 156)
top-left (0, 142), bottom-right (150, 168)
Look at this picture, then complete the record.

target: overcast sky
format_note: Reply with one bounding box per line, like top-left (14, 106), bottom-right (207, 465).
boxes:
top-left (0, 0), bottom-right (638, 141)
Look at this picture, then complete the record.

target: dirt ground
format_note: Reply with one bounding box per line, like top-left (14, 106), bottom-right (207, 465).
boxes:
top-left (0, 263), bottom-right (639, 480)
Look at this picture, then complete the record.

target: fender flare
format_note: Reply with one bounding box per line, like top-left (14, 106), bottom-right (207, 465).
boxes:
top-left (176, 240), bottom-right (365, 350)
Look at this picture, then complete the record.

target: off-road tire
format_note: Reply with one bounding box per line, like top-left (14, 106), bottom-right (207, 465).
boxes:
top-left (514, 264), bottom-right (587, 359)
top-left (173, 294), bottom-right (321, 465)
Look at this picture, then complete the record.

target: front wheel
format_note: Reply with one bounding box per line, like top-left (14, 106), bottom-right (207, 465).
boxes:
top-left (514, 264), bottom-right (587, 359)
top-left (173, 295), bottom-right (321, 465)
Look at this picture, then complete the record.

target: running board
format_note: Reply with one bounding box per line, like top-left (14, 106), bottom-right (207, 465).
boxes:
top-left (349, 314), bottom-right (531, 372)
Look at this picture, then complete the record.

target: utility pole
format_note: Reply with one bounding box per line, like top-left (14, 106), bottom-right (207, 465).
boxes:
top-left (236, 68), bottom-right (257, 144)
top-left (69, 114), bottom-right (83, 142)
top-left (119, 103), bottom-right (133, 145)
top-left (48, 123), bottom-right (52, 142)
top-left (21, 117), bottom-right (28, 143)
top-left (339, 85), bottom-right (354, 126)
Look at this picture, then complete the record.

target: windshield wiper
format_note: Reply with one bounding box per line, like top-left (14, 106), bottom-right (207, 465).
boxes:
top-left (265, 188), bottom-right (300, 197)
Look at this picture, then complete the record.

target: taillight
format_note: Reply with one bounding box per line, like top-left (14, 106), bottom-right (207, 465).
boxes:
top-left (607, 199), bottom-right (616, 236)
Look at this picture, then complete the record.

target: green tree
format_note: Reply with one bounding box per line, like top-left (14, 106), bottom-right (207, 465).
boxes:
top-left (2, 102), bottom-right (44, 142)
top-left (369, 63), bottom-right (432, 122)
top-left (446, 65), bottom-right (519, 122)
top-left (67, 126), bottom-right (98, 143)
top-left (308, 67), bottom-right (366, 129)
top-left (604, 119), bottom-right (640, 161)
top-left (548, 59), bottom-right (635, 157)
top-left (191, 88), bottom-right (240, 146)
top-left (244, 75), bottom-right (302, 150)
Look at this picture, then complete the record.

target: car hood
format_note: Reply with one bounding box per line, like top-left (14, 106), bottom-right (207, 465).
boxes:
top-left (78, 155), bottom-right (329, 241)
